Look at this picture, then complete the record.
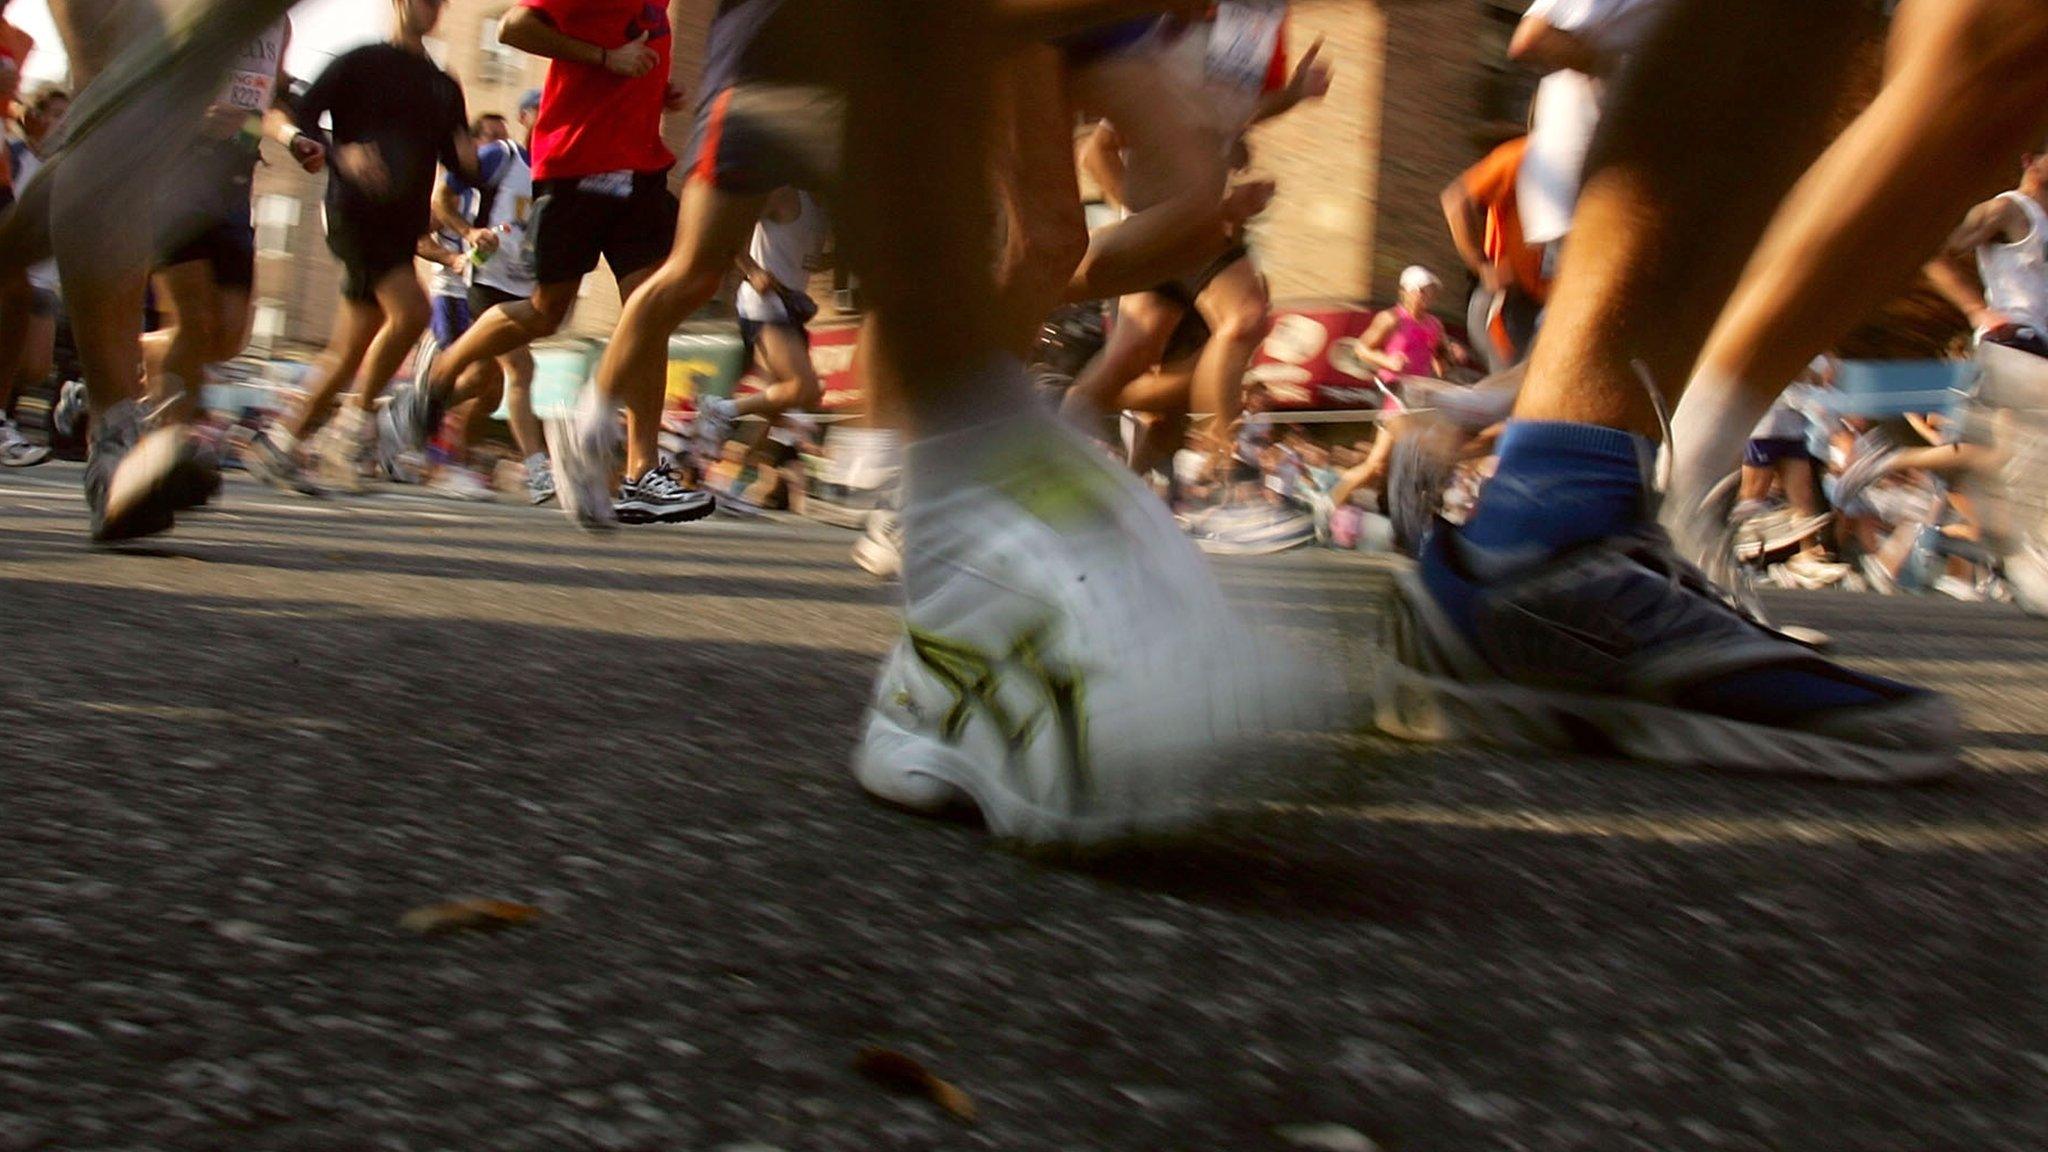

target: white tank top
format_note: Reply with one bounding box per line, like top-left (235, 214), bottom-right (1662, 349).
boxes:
top-left (736, 192), bottom-right (821, 323)
top-left (1979, 191), bottom-right (2048, 333)
top-left (473, 143), bottom-right (537, 297)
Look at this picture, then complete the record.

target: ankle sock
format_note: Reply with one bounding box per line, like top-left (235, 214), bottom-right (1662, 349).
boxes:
top-left (1461, 421), bottom-right (1652, 561)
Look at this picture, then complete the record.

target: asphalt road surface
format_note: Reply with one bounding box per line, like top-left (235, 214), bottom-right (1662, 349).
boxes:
top-left (2, 464), bottom-right (2044, 1152)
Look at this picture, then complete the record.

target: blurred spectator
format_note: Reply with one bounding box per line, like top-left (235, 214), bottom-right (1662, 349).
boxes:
top-left (1442, 135), bottom-right (1549, 372)
top-left (1353, 266), bottom-right (1450, 395)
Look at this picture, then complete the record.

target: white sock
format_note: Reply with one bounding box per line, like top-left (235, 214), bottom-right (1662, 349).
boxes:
top-left (523, 452), bottom-right (548, 474)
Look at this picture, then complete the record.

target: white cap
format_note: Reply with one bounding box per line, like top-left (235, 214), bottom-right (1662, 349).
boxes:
top-left (1400, 265), bottom-right (1441, 293)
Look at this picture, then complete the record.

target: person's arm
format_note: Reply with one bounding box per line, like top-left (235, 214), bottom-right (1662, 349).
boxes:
top-left (1441, 176), bottom-right (1492, 287)
top-left (1078, 120), bottom-right (1127, 210)
top-left (1944, 195), bottom-right (2025, 255)
top-left (265, 20), bottom-right (326, 173)
top-left (736, 249), bottom-right (777, 295)
top-left (437, 79), bottom-right (483, 190)
top-left (1355, 311), bottom-right (1405, 373)
top-left (432, 180), bottom-right (474, 240)
top-left (279, 49), bottom-right (344, 159)
top-left (1509, 5), bottom-right (1605, 76)
top-left (1252, 37), bottom-right (1331, 125)
top-left (1924, 253), bottom-right (2009, 336)
top-left (499, 5), bottom-right (656, 77)
top-left (416, 234), bottom-right (462, 269)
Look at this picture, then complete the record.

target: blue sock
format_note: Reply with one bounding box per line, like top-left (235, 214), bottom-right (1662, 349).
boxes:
top-left (1461, 421), bottom-right (1652, 561)
top-left (1437, 421), bottom-right (1891, 720)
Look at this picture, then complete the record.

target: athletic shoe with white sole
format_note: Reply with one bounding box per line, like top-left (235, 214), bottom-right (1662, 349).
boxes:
top-left (852, 506), bottom-right (903, 580)
top-left (545, 386), bottom-right (622, 531)
top-left (168, 438), bottom-right (224, 511)
top-left (87, 400), bottom-right (189, 543)
top-left (1378, 520), bottom-right (1960, 783)
top-left (615, 465), bottom-right (716, 525)
top-left (695, 400), bottom-right (737, 463)
top-left (432, 466), bottom-right (498, 503)
top-left (856, 414), bottom-right (1326, 846)
top-left (317, 405), bottom-right (372, 495)
top-left (242, 427), bottom-right (324, 497)
top-left (382, 379), bottom-right (442, 458)
top-left (524, 456), bottom-right (557, 506)
top-left (1185, 500), bottom-right (1315, 556)
top-left (0, 418), bottom-right (52, 467)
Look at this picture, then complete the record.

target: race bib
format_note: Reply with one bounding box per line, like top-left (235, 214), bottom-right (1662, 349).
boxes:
top-left (577, 171), bottom-right (635, 199)
top-left (1206, 3), bottom-right (1284, 93)
top-left (225, 69), bottom-right (275, 113)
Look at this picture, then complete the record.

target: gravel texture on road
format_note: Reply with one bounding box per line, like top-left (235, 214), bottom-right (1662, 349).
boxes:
top-left (1, 466), bottom-right (2043, 1152)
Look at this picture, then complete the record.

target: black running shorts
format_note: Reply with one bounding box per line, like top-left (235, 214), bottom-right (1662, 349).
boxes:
top-left (162, 220), bottom-right (257, 290)
top-left (325, 204), bottom-right (423, 303)
top-left (529, 169), bottom-right (678, 286)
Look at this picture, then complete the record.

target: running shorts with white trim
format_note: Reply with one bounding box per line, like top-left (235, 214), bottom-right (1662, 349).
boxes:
top-left (529, 169), bottom-right (678, 286)
top-left (681, 83), bottom-right (842, 196)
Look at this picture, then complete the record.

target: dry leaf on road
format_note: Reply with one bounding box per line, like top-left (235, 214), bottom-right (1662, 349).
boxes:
top-left (398, 899), bottom-right (544, 935)
top-left (852, 1046), bottom-right (977, 1123)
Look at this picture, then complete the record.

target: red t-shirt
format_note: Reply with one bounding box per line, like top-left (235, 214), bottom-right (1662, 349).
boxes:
top-left (518, 0), bottom-right (675, 182)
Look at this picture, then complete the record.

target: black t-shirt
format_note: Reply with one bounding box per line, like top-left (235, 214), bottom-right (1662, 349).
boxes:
top-left (297, 43), bottom-right (467, 227)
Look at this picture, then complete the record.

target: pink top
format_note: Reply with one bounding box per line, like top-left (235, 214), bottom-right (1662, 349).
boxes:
top-left (1378, 306), bottom-right (1446, 383)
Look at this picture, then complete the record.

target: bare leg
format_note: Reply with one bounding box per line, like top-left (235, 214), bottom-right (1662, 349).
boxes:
top-left (0, 272), bottom-right (38, 414)
top-left (1511, 0), bottom-right (1868, 436)
top-left (1187, 257), bottom-right (1268, 440)
top-left (1670, 0), bottom-right (2048, 513)
top-left (498, 348), bottom-right (543, 460)
top-left (430, 281), bottom-right (576, 399)
top-left (350, 265), bottom-right (431, 411)
top-left (144, 261), bottom-right (221, 426)
top-left (287, 298), bottom-right (380, 442)
top-left (1063, 58), bottom-right (1227, 303)
top-left (1060, 292), bottom-right (1179, 427)
top-left (992, 44), bottom-right (1087, 355)
top-left (591, 181), bottom-right (766, 477)
top-left (733, 324), bottom-right (823, 418)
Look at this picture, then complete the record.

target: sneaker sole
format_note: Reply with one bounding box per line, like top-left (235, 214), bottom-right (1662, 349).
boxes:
top-left (855, 709), bottom-right (1208, 846)
top-left (615, 498), bottom-right (717, 526)
top-left (850, 535), bottom-right (901, 580)
top-left (1373, 577), bottom-right (1961, 784)
top-left (94, 428), bottom-right (184, 543)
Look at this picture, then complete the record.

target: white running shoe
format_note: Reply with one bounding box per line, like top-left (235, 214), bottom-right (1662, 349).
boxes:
top-left (545, 385), bottom-right (622, 531)
top-left (852, 506), bottom-right (903, 580)
top-left (432, 466), bottom-right (498, 503)
top-left (524, 455), bottom-right (558, 506)
top-left (0, 418), bottom-right (51, 467)
top-left (317, 405), bottom-right (372, 494)
top-left (855, 415), bottom-right (1325, 846)
top-left (53, 380), bottom-right (89, 440)
top-left (615, 465), bottom-right (716, 524)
